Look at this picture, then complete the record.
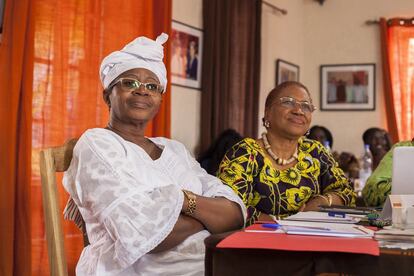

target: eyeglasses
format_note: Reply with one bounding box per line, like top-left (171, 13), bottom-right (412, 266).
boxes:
top-left (110, 78), bottom-right (164, 95)
top-left (278, 96), bottom-right (316, 113)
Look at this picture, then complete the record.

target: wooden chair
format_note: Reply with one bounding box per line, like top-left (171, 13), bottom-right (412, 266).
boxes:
top-left (39, 138), bottom-right (87, 276)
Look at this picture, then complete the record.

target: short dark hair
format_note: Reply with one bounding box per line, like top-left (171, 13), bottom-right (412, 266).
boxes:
top-left (265, 81), bottom-right (311, 110)
top-left (307, 125), bottom-right (334, 147)
top-left (362, 127), bottom-right (392, 150)
top-left (197, 129), bottom-right (243, 175)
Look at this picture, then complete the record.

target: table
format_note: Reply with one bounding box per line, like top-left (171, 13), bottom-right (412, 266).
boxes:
top-left (204, 231), bottom-right (414, 276)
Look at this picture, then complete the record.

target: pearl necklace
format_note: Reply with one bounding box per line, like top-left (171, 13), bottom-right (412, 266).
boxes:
top-left (262, 132), bottom-right (298, 166)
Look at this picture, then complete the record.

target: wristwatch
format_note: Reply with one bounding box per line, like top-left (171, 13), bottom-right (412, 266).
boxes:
top-left (182, 190), bottom-right (197, 215)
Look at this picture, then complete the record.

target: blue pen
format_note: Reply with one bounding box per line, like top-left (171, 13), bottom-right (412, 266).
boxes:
top-left (328, 211), bottom-right (346, 218)
top-left (262, 223), bottom-right (281, 229)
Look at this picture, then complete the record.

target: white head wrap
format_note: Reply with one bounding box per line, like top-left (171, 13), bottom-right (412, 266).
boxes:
top-left (100, 33), bottom-right (168, 92)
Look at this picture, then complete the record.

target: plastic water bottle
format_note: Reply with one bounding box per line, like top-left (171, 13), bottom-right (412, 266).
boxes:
top-left (358, 144), bottom-right (373, 193)
top-left (323, 140), bottom-right (331, 152)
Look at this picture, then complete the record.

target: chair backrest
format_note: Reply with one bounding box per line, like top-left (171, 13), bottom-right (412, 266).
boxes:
top-left (39, 138), bottom-right (79, 276)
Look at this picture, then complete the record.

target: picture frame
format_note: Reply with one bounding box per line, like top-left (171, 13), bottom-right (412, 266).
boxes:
top-left (171, 20), bottom-right (203, 90)
top-left (276, 59), bottom-right (300, 86)
top-left (0, 0), bottom-right (5, 42)
top-left (320, 63), bottom-right (376, 111)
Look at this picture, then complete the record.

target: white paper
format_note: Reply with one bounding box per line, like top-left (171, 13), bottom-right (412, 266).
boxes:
top-left (380, 194), bottom-right (414, 222)
top-left (278, 220), bottom-right (374, 238)
top-left (375, 227), bottom-right (414, 236)
top-left (284, 211), bottom-right (360, 224)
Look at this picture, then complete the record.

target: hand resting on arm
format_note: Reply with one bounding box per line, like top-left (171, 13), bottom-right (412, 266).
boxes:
top-left (151, 193), bottom-right (244, 254)
top-left (182, 194), bottom-right (244, 234)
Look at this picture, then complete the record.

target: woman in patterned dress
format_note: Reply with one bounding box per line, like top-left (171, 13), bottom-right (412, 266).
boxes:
top-left (218, 81), bottom-right (356, 226)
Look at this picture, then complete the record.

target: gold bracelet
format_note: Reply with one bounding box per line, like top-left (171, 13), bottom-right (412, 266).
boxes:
top-left (269, 214), bottom-right (278, 222)
top-left (313, 194), bottom-right (330, 206)
top-left (182, 190), bottom-right (197, 215)
top-left (325, 193), bottom-right (333, 206)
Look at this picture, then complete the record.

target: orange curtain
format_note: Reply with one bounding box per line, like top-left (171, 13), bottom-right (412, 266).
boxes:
top-left (381, 17), bottom-right (414, 141)
top-left (31, 1), bottom-right (171, 275)
top-left (0, 0), bottom-right (34, 275)
top-left (1, 0), bottom-right (171, 275)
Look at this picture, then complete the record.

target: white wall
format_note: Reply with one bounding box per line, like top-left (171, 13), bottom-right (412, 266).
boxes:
top-left (259, 0), bottom-right (305, 137)
top-left (260, 0), bottom-right (414, 156)
top-left (172, 0), bottom-right (414, 156)
top-left (171, 0), bottom-right (203, 154)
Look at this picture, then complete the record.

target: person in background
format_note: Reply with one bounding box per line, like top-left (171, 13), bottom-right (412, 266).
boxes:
top-left (186, 41), bottom-right (198, 80)
top-left (306, 125), bottom-right (359, 179)
top-left (171, 37), bottom-right (186, 77)
top-left (362, 138), bottom-right (414, 207)
top-left (63, 33), bottom-right (245, 276)
top-left (306, 125), bottom-right (333, 149)
top-left (362, 127), bottom-right (392, 170)
top-left (197, 129), bottom-right (243, 176)
top-left (337, 152), bottom-right (360, 180)
top-left (218, 81), bottom-right (356, 226)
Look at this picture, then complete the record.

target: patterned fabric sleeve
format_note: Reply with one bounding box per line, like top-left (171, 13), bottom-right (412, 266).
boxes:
top-left (217, 139), bottom-right (262, 226)
top-left (315, 142), bottom-right (356, 206)
top-left (362, 141), bottom-right (414, 207)
top-left (168, 139), bottom-right (248, 222)
top-left (362, 147), bottom-right (393, 207)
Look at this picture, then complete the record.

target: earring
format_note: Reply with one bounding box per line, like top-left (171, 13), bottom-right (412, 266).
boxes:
top-left (305, 129), bottom-right (310, 136)
top-left (262, 118), bottom-right (270, 128)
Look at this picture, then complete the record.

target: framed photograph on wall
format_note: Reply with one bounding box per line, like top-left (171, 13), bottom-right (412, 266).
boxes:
top-left (320, 63), bottom-right (376, 111)
top-left (171, 21), bottom-right (203, 89)
top-left (276, 59), bottom-right (300, 85)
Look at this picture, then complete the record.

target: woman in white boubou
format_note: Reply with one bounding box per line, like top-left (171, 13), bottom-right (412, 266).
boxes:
top-left (63, 33), bottom-right (245, 276)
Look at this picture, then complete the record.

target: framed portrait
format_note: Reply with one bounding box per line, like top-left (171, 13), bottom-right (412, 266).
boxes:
top-left (320, 63), bottom-right (376, 111)
top-left (171, 21), bottom-right (203, 90)
top-left (276, 59), bottom-right (300, 85)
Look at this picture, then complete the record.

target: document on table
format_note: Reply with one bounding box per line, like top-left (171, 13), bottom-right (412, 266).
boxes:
top-left (374, 227), bottom-right (414, 242)
top-left (284, 211), bottom-right (361, 224)
top-left (278, 220), bottom-right (374, 238)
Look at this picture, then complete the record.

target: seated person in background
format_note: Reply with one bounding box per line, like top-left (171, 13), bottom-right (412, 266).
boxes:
top-left (63, 33), bottom-right (245, 276)
top-left (362, 138), bottom-right (414, 207)
top-left (306, 125), bottom-right (359, 180)
top-left (337, 151), bottom-right (360, 179)
top-left (362, 127), bottom-right (392, 170)
top-left (197, 129), bottom-right (243, 176)
top-left (306, 125), bottom-right (333, 149)
top-left (218, 81), bottom-right (356, 226)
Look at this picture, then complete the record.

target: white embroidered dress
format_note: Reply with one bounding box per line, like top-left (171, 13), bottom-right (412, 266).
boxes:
top-left (63, 128), bottom-right (246, 276)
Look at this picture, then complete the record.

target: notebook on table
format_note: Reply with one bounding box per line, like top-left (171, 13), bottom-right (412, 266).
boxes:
top-left (380, 146), bottom-right (414, 220)
top-left (391, 146), bottom-right (414, 195)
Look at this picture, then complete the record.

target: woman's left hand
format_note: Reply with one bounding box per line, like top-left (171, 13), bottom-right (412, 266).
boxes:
top-left (300, 197), bottom-right (326, 212)
top-left (301, 193), bottom-right (345, 212)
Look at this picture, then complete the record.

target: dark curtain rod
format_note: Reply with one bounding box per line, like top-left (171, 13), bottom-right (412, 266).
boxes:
top-left (365, 19), bottom-right (380, 25)
top-left (366, 18), bottom-right (414, 26)
top-left (262, 1), bottom-right (287, 15)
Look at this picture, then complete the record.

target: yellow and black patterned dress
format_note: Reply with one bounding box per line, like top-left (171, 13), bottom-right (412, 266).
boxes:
top-left (218, 137), bottom-right (356, 226)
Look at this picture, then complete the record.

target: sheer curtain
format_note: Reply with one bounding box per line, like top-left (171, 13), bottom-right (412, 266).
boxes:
top-left (1, 0), bottom-right (171, 275)
top-left (0, 1), bottom-right (33, 275)
top-left (31, 1), bottom-right (171, 274)
top-left (381, 17), bottom-right (414, 141)
top-left (200, 0), bottom-right (261, 152)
